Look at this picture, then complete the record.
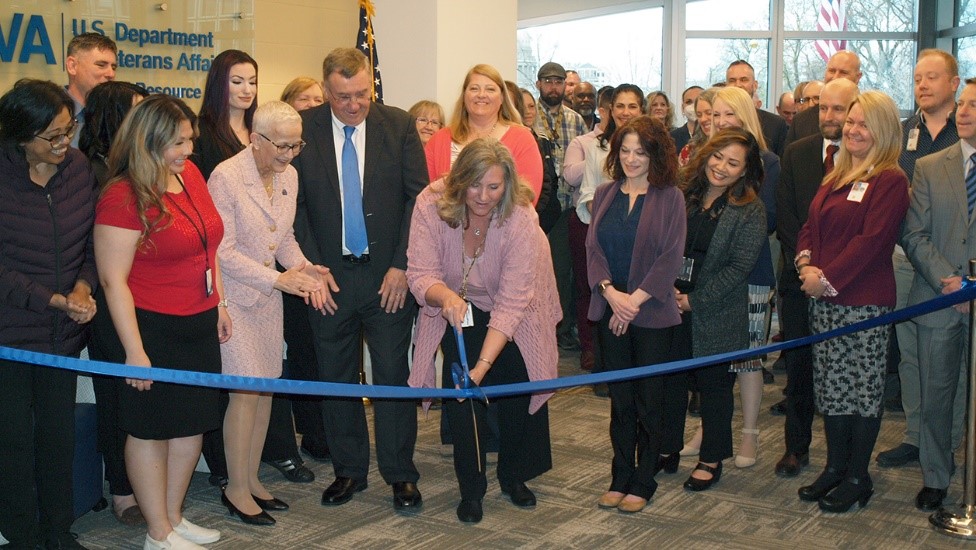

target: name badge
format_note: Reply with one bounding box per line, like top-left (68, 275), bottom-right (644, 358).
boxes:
top-left (205, 267), bottom-right (214, 296)
top-left (461, 301), bottom-right (474, 328)
top-left (906, 128), bottom-right (919, 151)
top-left (847, 181), bottom-right (869, 203)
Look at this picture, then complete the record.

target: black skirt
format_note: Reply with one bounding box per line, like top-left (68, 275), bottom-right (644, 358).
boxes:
top-left (90, 291), bottom-right (221, 440)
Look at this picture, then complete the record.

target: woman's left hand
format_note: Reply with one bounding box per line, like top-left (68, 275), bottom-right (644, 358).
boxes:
top-left (799, 266), bottom-right (826, 299)
top-left (609, 313), bottom-right (629, 337)
top-left (217, 305), bottom-right (233, 343)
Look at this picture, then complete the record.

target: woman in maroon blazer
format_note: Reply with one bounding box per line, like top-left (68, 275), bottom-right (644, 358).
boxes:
top-left (586, 116), bottom-right (686, 513)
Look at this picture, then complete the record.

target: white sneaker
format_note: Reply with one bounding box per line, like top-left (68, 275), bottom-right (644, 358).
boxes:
top-left (173, 518), bottom-right (221, 544)
top-left (144, 531), bottom-right (206, 550)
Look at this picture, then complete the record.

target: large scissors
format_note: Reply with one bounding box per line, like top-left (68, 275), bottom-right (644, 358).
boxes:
top-left (451, 327), bottom-right (484, 473)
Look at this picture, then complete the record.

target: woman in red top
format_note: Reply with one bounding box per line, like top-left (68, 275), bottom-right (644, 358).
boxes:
top-left (93, 95), bottom-right (229, 549)
top-left (795, 91), bottom-right (909, 513)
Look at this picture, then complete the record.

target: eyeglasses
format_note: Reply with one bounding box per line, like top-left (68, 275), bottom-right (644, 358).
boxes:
top-left (257, 132), bottom-right (306, 155)
top-left (416, 117), bottom-right (442, 128)
top-left (33, 121), bottom-right (77, 146)
top-left (798, 95), bottom-right (821, 105)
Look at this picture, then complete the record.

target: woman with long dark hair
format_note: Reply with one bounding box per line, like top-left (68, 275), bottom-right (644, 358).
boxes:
top-left (192, 49), bottom-right (258, 180)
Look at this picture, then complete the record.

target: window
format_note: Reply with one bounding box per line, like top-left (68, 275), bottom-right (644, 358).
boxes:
top-left (686, 0), bottom-right (769, 31)
top-left (686, 39), bottom-right (771, 106)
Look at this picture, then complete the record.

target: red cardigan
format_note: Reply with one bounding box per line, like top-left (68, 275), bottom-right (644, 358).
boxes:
top-left (797, 168), bottom-right (909, 307)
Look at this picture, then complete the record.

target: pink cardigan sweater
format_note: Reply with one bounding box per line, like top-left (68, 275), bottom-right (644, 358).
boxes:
top-left (424, 125), bottom-right (543, 205)
top-left (406, 183), bottom-right (561, 413)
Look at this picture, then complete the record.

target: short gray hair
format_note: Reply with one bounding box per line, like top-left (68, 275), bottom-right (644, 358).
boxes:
top-left (252, 100), bottom-right (301, 135)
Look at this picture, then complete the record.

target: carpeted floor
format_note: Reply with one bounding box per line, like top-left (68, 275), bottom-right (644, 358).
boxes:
top-left (63, 347), bottom-right (974, 549)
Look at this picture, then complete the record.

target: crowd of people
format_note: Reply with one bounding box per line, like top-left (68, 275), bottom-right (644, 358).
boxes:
top-left (0, 29), bottom-right (971, 548)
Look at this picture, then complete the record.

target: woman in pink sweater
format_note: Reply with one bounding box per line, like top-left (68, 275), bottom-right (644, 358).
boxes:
top-left (407, 139), bottom-right (560, 524)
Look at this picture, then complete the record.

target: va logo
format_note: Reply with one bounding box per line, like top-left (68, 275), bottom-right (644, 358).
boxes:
top-left (0, 13), bottom-right (56, 65)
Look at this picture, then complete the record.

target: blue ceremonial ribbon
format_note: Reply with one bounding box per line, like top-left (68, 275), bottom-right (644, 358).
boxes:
top-left (3, 280), bottom-right (976, 400)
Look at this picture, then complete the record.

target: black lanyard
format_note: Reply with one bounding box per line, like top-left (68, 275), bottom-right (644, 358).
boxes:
top-left (164, 175), bottom-right (210, 271)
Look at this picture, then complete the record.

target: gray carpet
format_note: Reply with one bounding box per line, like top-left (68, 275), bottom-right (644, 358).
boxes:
top-left (67, 349), bottom-right (973, 549)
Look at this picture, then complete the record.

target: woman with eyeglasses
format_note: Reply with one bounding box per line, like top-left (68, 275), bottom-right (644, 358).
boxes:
top-left (208, 100), bottom-right (329, 525)
top-left (425, 64), bottom-right (543, 204)
top-left (0, 79), bottom-right (97, 549)
top-left (408, 100), bottom-right (445, 146)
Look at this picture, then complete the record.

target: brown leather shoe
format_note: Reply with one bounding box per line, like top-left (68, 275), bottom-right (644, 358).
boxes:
top-left (774, 451), bottom-right (809, 478)
top-left (580, 350), bottom-right (595, 371)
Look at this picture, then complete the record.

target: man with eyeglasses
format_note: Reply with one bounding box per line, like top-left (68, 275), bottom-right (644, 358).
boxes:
top-left (292, 47), bottom-right (427, 513)
top-left (534, 62), bottom-right (588, 352)
top-left (785, 51), bottom-right (863, 148)
top-left (64, 33), bottom-right (118, 148)
top-left (796, 81), bottom-right (824, 112)
top-left (876, 49), bottom-right (963, 481)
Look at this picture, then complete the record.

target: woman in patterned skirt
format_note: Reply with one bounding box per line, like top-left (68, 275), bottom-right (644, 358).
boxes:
top-left (795, 91), bottom-right (909, 512)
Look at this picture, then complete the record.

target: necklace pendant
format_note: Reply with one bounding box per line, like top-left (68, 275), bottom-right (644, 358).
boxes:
top-left (474, 228), bottom-right (482, 236)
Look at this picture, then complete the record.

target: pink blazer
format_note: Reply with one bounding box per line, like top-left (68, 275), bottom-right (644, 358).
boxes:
top-left (209, 146), bottom-right (308, 307)
top-left (406, 182), bottom-right (561, 413)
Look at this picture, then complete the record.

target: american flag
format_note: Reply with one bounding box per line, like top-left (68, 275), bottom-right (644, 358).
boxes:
top-left (815, 0), bottom-right (847, 62)
top-left (357, 0), bottom-right (383, 104)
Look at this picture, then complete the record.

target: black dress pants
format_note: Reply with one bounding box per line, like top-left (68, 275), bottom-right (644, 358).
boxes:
top-left (440, 306), bottom-right (551, 501)
top-left (0, 359), bottom-right (77, 548)
top-left (779, 267), bottom-right (815, 455)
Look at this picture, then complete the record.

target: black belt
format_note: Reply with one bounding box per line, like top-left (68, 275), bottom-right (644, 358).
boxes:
top-left (342, 253), bottom-right (370, 264)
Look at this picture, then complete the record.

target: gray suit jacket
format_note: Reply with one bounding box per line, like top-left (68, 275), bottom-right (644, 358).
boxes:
top-left (902, 142), bottom-right (976, 327)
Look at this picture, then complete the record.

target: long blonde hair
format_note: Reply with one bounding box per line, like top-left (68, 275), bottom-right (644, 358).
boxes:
top-left (104, 95), bottom-right (197, 243)
top-left (448, 64), bottom-right (522, 142)
top-left (822, 90), bottom-right (903, 190)
top-left (712, 86), bottom-right (769, 151)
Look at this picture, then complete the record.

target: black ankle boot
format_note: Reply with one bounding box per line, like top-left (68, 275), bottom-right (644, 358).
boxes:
top-left (818, 477), bottom-right (873, 513)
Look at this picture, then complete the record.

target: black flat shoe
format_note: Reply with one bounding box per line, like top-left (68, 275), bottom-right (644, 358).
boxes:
top-left (392, 481), bottom-right (423, 511)
top-left (500, 481), bottom-right (537, 507)
top-left (915, 486), bottom-right (947, 512)
top-left (819, 477), bottom-right (873, 513)
top-left (798, 468), bottom-right (845, 502)
top-left (683, 462), bottom-right (722, 491)
top-left (252, 494), bottom-right (289, 511)
top-left (456, 499), bottom-right (483, 523)
top-left (263, 457), bottom-right (315, 483)
top-left (321, 476), bottom-right (367, 506)
top-left (656, 452), bottom-right (680, 475)
top-left (221, 492), bottom-right (275, 525)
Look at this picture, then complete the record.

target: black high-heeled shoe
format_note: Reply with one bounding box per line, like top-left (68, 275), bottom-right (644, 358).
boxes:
top-left (252, 494), bottom-right (289, 511)
top-left (221, 492), bottom-right (276, 525)
top-left (797, 468), bottom-right (845, 502)
top-left (656, 453), bottom-right (680, 475)
top-left (818, 477), bottom-right (873, 513)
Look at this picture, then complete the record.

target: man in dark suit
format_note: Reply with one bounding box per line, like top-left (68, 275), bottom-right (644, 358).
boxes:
top-left (773, 78), bottom-right (859, 478)
top-left (785, 51), bottom-right (863, 148)
top-left (901, 78), bottom-right (976, 512)
top-left (725, 60), bottom-right (788, 157)
top-left (293, 47), bottom-right (427, 512)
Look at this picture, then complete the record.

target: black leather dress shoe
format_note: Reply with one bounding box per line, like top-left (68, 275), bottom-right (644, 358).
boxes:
top-left (392, 481), bottom-right (423, 511)
top-left (915, 487), bottom-right (948, 512)
top-left (321, 476), bottom-right (367, 506)
top-left (456, 499), bottom-right (483, 523)
top-left (774, 451), bottom-right (809, 478)
top-left (252, 494), bottom-right (289, 511)
top-left (875, 443), bottom-right (919, 468)
top-left (501, 482), bottom-right (537, 507)
top-left (264, 457), bottom-right (315, 483)
top-left (300, 436), bottom-right (332, 462)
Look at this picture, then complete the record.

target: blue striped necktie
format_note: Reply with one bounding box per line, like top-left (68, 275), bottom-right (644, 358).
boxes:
top-left (342, 125), bottom-right (368, 256)
top-left (967, 152), bottom-right (976, 218)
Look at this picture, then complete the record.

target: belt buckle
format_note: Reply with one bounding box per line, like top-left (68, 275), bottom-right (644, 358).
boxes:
top-left (344, 253), bottom-right (370, 264)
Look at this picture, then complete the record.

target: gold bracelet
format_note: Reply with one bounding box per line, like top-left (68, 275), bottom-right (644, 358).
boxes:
top-left (477, 357), bottom-right (493, 367)
top-left (217, 299), bottom-right (228, 308)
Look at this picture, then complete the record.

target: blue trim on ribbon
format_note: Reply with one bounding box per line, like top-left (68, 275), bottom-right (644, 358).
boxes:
top-left (3, 282), bottom-right (975, 400)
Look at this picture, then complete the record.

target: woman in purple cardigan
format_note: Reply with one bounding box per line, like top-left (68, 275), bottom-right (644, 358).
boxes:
top-left (586, 116), bottom-right (686, 513)
top-left (407, 139), bottom-right (561, 524)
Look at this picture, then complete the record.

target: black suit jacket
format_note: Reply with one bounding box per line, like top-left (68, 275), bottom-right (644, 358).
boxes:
top-left (776, 134), bottom-right (825, 264)
top-left (293, 102), bottom-right (429, 274)
top-left (757, 108), bottom-right (788, 158)
top-left (783, 108), bottom-right (819, 151)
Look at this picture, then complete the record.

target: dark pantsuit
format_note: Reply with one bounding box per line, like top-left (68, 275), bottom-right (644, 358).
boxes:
top-left (0, 360), bottom-right (77, 547)
top-left (598, 312), bottom-right (680, 499)
top-left (282, 290), bottom-right (327, 441)
top-left (779, 266), bottom-right (815, 455)
top-left (91, 375), bottom-right (132, 496)
top-left (568, 209), bottom-right (594, 355)
top-left (309, 260), bottom-right (419, 484)
top-left (440, 306), bottom-right (551, 501)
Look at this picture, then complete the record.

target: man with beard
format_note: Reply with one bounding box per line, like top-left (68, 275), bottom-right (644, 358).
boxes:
top-left (773, 78), bottom-right (859, 479)
top-left (534, 62), bottom-right (588, 351)
top-left (563, 70), bottom-right (581, 109)
top-left (573, 82), bottom-right (599, 131)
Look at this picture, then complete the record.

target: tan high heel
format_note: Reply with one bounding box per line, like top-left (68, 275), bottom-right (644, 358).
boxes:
top-left (735, 428), bottom-right (760, 468)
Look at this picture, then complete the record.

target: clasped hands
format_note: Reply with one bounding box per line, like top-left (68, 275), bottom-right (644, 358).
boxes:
top-left (50, 282), bottom-right (96, 324)
top-left (605, 287), bottom-right (640, 337)
top-left (798, 265), bottom-right (828, 299)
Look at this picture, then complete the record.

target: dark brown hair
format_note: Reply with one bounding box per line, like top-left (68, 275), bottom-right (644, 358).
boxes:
top-left (604, 116), bottom-right (678, 190)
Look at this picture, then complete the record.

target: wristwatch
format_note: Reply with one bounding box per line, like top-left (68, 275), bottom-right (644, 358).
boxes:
top-left (598, 281), bottom-right (611, 296)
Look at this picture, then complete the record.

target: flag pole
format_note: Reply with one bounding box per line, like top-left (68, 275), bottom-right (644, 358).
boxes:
top-left (930, 258), bottom-right (976, 539)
